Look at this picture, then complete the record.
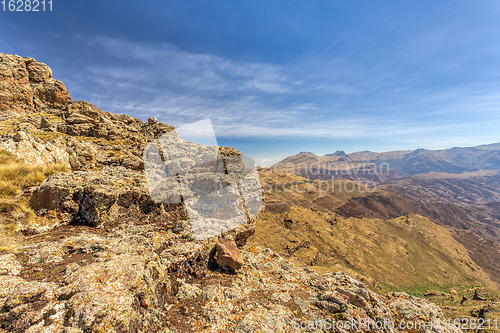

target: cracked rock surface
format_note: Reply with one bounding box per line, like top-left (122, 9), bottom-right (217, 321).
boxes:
top-left (0, 224), bottom-right (461, 332)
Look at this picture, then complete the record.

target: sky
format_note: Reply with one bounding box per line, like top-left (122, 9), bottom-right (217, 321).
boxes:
top-left (2, 0), bottom-right (500, 166)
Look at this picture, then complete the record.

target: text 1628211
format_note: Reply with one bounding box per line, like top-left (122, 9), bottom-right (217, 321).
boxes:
top-left (2, 0), bottom-right (52, 11)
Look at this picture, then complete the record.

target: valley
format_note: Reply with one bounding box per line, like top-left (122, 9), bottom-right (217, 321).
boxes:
top-left (250, 147), bottom-right (500, 326)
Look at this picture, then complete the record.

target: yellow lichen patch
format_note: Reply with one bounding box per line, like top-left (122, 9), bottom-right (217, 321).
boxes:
top-left (37, 111), bottom-right (64, 122)
top-left (76, 136), bottom-right (130, 147)
top-left (0, 117), bottom-right (22, 136)
top-left (33, 131), bottom-right (68, 141)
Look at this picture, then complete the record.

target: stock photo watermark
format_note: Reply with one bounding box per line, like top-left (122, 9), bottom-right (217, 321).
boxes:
top-left (1, 0), bottom-right (53, 12)
top-left (262, 176), bottom-right (380, 195)
top-left (143, 118), bottom-right (263, 241)
top-left (262, 158), bottom-right (390, 195)
top-left (291, 317), bottom-right (498, 331)
top-left (143, 118), bottom-right (390, 239)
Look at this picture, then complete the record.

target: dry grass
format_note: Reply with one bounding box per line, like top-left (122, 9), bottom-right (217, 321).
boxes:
top-left (0, 223), bottom-right (19, 252)
top-left (0, 150), bottom-right (68, 252)
top-left (0, 150), bottom-right (68, 216)
top-left (0, 116), bottom-right (22, 137)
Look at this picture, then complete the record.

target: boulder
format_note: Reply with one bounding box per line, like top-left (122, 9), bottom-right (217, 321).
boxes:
top-left (121, 154), bottom-right (144, 170)
top-left (66, 139), bottom-right (97, 171)
top-left (33, 78), bottom-right (71, 108)
top-left (213, 240), bottom-right (243, 270)
top-left (0, 254), bottom-right (22, 276)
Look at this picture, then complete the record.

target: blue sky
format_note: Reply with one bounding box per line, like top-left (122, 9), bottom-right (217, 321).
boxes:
top-left (2, 0), bottom-right (500, 166)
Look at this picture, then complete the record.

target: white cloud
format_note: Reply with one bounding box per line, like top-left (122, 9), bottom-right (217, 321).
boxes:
top-left (70, 35), bottom-right (500, 144)
top-left (85, 36), bottom-right (291, 95)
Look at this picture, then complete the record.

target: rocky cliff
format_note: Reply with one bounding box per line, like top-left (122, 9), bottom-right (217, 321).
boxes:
top-left (0, 53), bottom-right (463, 332)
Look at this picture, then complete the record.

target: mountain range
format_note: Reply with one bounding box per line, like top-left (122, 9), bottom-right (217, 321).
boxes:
top-left (279, 143), bottom-right (500, 180)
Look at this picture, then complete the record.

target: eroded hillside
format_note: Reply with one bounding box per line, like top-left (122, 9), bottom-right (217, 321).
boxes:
top-left (251, 152), bottom-right (500, 327)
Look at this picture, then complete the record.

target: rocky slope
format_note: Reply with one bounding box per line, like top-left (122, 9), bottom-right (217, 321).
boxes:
top-left (0, 222), bottom-right (466, 333)
top-left (0, 53), bottom-right (466, 332)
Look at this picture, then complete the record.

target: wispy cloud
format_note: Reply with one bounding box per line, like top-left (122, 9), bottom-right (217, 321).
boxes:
top-left (85, 36), bottom-right (291, 95)
top-left (67, 35), bottom-right (500, 144)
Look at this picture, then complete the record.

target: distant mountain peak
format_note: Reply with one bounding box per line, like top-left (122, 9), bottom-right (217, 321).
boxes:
top-left (325, 150), bottom-right (347, 157)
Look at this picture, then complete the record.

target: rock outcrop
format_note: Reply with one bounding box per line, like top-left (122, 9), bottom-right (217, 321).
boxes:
top-left (29, 166), bottom-right (167, 227)
top-left (0, 98), bottom-right (174, 170)
top-left (0, 53), bottom-right (176, 172)
top-left (0, 54), bottom-right (35, 114)
top-left (0, 227), bottom-right (461, 332)
top-left (0, 131), bottom-right (70, 167)
top-left (0, 54), bottom-right (70, 115)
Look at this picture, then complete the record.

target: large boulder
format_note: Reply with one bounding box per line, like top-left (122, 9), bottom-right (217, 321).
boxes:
top-left (65, 138), bottom-right (98, 171)
top-left (121, 153), bottom-right (144, 170)
top-left (25, 59), bottom-right (52, 82)
top-left (33, 78), bottom-right (71, 109)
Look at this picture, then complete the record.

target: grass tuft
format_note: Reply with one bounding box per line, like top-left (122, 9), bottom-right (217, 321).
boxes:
top-left (0, 150), bottom-right (69, 217)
